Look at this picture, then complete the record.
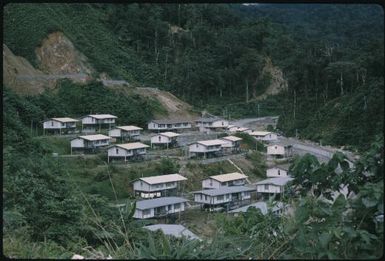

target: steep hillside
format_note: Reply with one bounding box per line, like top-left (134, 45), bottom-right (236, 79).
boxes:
top-left (3, 44), bottom-right (55, 95)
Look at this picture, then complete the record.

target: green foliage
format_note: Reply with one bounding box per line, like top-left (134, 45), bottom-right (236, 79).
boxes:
top-left (245, 151), bottom-right (267, 178)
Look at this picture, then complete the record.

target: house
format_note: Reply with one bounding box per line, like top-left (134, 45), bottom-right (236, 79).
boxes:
top-left (107, 142), bottom-right (149, 162)
top-left (132, 174), bottom-right (187, 198)
top-left (255, 177), bottom-right (293, 196)
top-left (267, 143), bottom-right (293, 158)
top-left (227, 126), bottom-right (251, 134)
top-left (249, 131), bottom-right (278, 141)
top-left (193, 186), bottom-right (255, 211)
top-left (266, 164), bottom-right (291, 178)
top-left (150, 132), bottom-right (180, 148)
top-left (220, 135), bottom-right (242, 153)
top-left (195, 117), bottom-right (229, 132)
top-left (133, 197), bottom-right (188, 219)
top-left (70, 134), bottom-right (111, 153)
top-left (188, 139), bottom-right (227, 158)
top-left (228, 201), bottom-right (286, 216)
top-left (143, 224), bottom-right (201, 241)
top-left (81, 114), bottom-right (117, 133)
top-left (108, 126), bottom-right (142, 141)
top-left (202, 172), bottom-right (248, 189)
top-left (43, 117), bottom-right (78, 135)
top-left (148, 119), bottom-right (192, 132)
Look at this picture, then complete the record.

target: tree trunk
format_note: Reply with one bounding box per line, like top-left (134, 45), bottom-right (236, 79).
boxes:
top-left (245, 78), bottom-right (249, 103)
top-left (340, 72), bottom-right (344, 96)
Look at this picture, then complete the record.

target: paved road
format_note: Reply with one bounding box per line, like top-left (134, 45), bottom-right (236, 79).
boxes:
top-left (233, 117), bottom-right (357, 164)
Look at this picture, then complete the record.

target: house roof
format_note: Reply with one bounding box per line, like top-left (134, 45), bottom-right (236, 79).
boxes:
top-left (249, 131), bottom-right (272, 137)
top-left (267, 143), bottom-right (292, 148)
top-left (51, 117), bottom-right (79, 123)
top-left (158, 132), bottom-right (180, 138)
top-left (221, 136), bottom-right (242, 142)
top-left (115, 142), bottom-right (149, 150)
top-left (255, 177), bottom-right (293, 186)
top-left (87, 114), bottom-right (117, 119)
top-left (117, 126), bottom-right (143, 131)
top-left (136, 197), bottom-right (188, 210)
top-left (229, 202), bottom-right (268, 214)
top-left (193, 186), bottom-right (255, 196)
top-left (78, 134), bottom-right (111, 141)
top-left (227, 125), bottom-right (236, 129)
top-left (151, 119), bottom-right (190, 124)
top-left (230, 127), bottom-right (250, 132)
top-left (229, 201), bottom-right (284, 214)
top-left (143, 224), bottom-right (201, 241)
top-left (206, 172), bottom-right (248, 183)
top-left (138, 174), bottom-right (187, 185)
top-left (269, 164), bottom-right (291, 171)
top-left (195, 117), bottom-right (223, 123)
top-left (197, 139), bottom-right (228, 146)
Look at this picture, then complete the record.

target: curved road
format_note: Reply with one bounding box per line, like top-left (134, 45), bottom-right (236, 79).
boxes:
top-left (232, 117), bottom-right (357, 164)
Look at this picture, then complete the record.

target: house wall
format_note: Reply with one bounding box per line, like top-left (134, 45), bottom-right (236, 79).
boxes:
top-left (151, 135), bottom-right (171, 144)
top-left (148, 122), bottom-right (191, 130)
top-left (82, 116), bottom-right (96, 125)
top-left (109, 129), bottom-right (121, 138)
top-left (71, 138), bottom-right (84, 148)
top-left (194, 191), bottom-right (251, 205)
top-left (108, 147), bottom-right (132, 157)
top-left (256, 184), bottom-right (282, 194)
top-left (134, 202), bottom-right (186, 219)
top-left (43, 120), bottom-right (69, 129)
top-left (189, 143), bottom-right (207, 153)
top-left (202, 178), bottom-right (221, 189)
top-left (211, 120), bottom-right (229, 128)
top-left (133, 181), bottom-right (178, 192)
top-left (88, 139), bottom-right (110, 148)
top-left (263, 133), bottom-right (278, 141)
top-left (267, 145), bottom-right (285, 155)
top-left (266, 168), bottom-right (288, 178)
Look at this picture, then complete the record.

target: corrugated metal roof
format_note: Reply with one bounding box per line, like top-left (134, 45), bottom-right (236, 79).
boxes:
top-left (255, 177), bottom-right (293, 186)
top-left (136, 197), bottom-right (188, 210)
top-left (269, 164), bottom-right (291, 171)
top-left (206, 172), bottom-right (248, 183)
top-left (193, 186), bottom-right (255, 196)
top-left (51, 117), bottom-right (78, 123)
top-left (151, 119), bottom-right (190, 124)
top-left (158, 132), bottom-right (180, 138)
top-left (116, 142), bottom-right (149, 150)
top-left (249, 131), bottom-right (272, 136)
top-left (117, 125), bottom-right (143, 131)
top-left (79, 134), bottom-right (111, 141)
top-left (139, 174), bottom-right (187, 185)
top-left (229, 201), bottom-right (284, 214)
top-left (229, 202), bottom-right (268, 214)
top-left (221, 136), bottom-right (242, 142)
top-left (88, 114), bottom-right (117, 119)
top-left (197, 139), bottom-right (228, 146)
top-left (195, 117), bottom-right (222, 123)
top-left (143, 224), bottom-right (201, 241)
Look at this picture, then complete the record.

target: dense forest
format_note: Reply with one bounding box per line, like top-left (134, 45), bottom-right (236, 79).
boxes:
top-left (3, 3), bottom-right (384, 259)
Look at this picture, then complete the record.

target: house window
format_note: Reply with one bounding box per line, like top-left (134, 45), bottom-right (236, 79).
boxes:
top-left (183, 123), bottom-right (188, 126)
top-left (204, 195), bottom-right (208, 201)
top-left (51, 121), bottom-right (54, 126)
top-left (209, 180), bottom-right (213, 186)
top-left (264, 184), bottom-right (269, 190)
top-left (217, 195), bottom-right (224, 201)
top-left (278, 170), bottom-right (280, 175)
top-left (174, 203), bottom-right (181, 210)
top-left (159, 136), bottom-right (161, 141)
top-left (61, 123), bottom-right (65, 127)
top-left (116, 148), bottom-right (119, 154)
top-left (196, 144), bottom-right (199, 148)
top-left (168, 205), bottom-right (172, 211)
top-left (166, 182), bottom-right (173, 187)
top-left (140, 181), bottom-right (143, 187)
top-left (143, 209), bottom-right (151, 216)
top-left (275, 146), bottom-right (277, 149)
top-left (222, 121), bottom-right (224, 126)
top-left (226, 194), bottom-right (230, 199)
